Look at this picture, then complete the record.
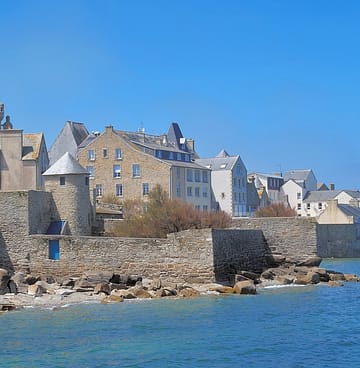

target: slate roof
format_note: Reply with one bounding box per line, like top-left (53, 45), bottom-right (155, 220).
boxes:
top-left (303, 190), bottom-right (341, 203)
top-left (338, 204), bottom-right (360, 219)
top-left (196, 150), bottom-right (240, 171)
top-left (22, 133), bottom-right (44, 160)
top-left (340, 190), bottom-right (360, 199)
top-left (43, 152), bottom-right (88, 176)
top-left (284, 169), bottom-right (312, 182)
top-left (49, 121), bottom-right (89, 165)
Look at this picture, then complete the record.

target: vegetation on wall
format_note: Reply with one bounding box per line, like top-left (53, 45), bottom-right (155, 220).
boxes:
top-left (255, 203), bottom-right (297, 217)
top-left (112, 184), bottom-right (232, 238)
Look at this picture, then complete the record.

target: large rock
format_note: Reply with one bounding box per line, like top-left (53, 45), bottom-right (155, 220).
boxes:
top-left (94, 282), bottom-right (111, 295)
top-left (233, 280), bottom-right (256, 295)
top-left (177, 286), bottom-right (200, 298)
top-left (111, 289), bottom-right (136, 299)
top-left (0, 268), bottom-right (11, 295)
top-left (297, 256), bottom-right (322, 268)
top-left (294, 271), bottom-right (320, 285)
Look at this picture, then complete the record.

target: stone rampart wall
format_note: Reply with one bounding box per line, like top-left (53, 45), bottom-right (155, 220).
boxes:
top-left (232, 217), bottom-right (318, 262)
top-left (317, 224), bottom-right (360, 257)
top-left (22, 228), bottom-right (270, 285)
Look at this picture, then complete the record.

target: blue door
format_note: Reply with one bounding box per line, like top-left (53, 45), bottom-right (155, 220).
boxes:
top-left (49, 240), bottom-right (60, 260)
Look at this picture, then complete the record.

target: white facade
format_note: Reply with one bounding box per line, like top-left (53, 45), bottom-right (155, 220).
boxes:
top-left (280, 179), bottom-right (306, 215)
top-left (196, 151), bottom-right (247, 217)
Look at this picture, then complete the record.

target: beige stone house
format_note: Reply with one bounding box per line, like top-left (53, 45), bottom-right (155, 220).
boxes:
top-left (0, 105), bottom-right (49, 191)
top-left (77, 123), bottom-right (212, 211)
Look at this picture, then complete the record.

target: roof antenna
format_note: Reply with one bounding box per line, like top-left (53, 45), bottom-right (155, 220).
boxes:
top-left (138, 121), bottom-right (145, 133)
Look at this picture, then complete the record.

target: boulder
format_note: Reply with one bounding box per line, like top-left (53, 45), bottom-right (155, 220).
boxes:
top-left (155, 288), bottom-right (177, 297)
top-left (128, 286), bottom-right (152, 299)
top-left (328, 272), bottom-right (346, 282)
top-left (0, 268), bottom-right (11, 295)
top-left (141, 277), bottom-right (162, 291)
top-left (25, 275), bottom-right (40, 285)
top-left (110, 289), bottom-right (136, 299)
top-left (94, 282), bottom-right (111, 295)
top-left (74, 279), bottom-right (95, 292)
top-left (237, 271), bottom-right (261, 282)
top-left (177, 286), bottom-right (200, 298)
top-left (294, 271), bottom-right (320, 285)
top-left (233, 280), bottom-right (256, 295)
top-left (28, 284), bottom-right (47, 296)
top-left (297, 256), bottom-right (322, 268)
top-left (344, 274), bottom-right (359, 282)
top-left (208, 285), bottom-right (235, 294)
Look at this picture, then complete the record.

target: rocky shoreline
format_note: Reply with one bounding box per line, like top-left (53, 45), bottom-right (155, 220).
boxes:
top-left (1, 257), bottom-right (359, 312)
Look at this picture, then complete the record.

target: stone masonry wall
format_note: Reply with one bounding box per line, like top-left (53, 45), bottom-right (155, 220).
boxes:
top-left (0, 190), bottom-right (53, 271)
top-left (232, 217), bottom-right (318, 262)
top-left (20, 228), bottom-right (269, 285)
top-left (317, 224), bottom-right (360, 257)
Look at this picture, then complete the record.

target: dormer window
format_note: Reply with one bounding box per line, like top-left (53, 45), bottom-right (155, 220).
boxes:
top-left (88, 150), bottom-right (95, 161)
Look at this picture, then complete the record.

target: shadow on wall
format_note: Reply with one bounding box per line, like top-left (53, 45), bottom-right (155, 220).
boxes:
top-left (0, 232), bottom-right (14, 272)
top-left (212, 229), bottom-right (277, 284)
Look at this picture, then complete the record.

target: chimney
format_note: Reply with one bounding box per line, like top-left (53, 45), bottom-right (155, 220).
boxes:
top-left (0, 103), bottom-right (4, 124)
top-left (3, 115), bottom-right (13, 130)
top-left (349, 199), bottom-right (359, 208)
top-left (186, 138), bottom-right (195, 152)
top-left (328, 199), bottom-right (338, 212)
top-left (329, 183), bottom-right (335, 190)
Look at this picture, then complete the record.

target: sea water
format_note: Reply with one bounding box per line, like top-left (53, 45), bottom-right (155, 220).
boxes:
top-left (1, 259), bottom-right (360, 368)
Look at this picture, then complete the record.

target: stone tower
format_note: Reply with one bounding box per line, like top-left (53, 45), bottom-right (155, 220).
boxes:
top-left (43, 152), bottom-right (93, 236)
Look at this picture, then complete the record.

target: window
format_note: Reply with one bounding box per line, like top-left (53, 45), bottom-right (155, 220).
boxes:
top-left (95, 184), bottom-right (103, 197)
top-left (202, 171), bottom-right (208, 183)
top-left (156, 150), bottom-right (162, 158)
top-left (194, 170), bottom-right (201, 182)
top-left (176, 167), bottom-right (181, 179)
top-left (88, 150), bottom-right (95, 161)
top-left (185, 154), bottom-right (190, 162)
top-left (318, 202), bottom-right (323, 210)
top-left (202, 188), bottom-right (208, 198)
top-left (297, 203), bottom-right (301, 210)
top-left (297, 192), bottom-right (302, 200)
top-left (116, 183), bottom-right (123, 197)
top-left (177, 153), bottom-right (182, 161)
top-left (307, 203), bottom-right (311, 210)
top-left (115, 148), bottom-right (122, 160)
top-left (85, 177), bottom-right (89, 186)
top-left (143, 183), bottom-right (150, 195)
top-left (176, 182), bottom-right (181, 197)
top-left (60, 177), bottom-right (65, 186)
top-left (203, 205), bottom-right (208, 212)
top-left (221, 192), bottom-right (225, 199)
top-left (132, 164), bottom-right (140, 177)
top-left (103, 148), bottom-right (108, 158)
top-left (187, 186), bottom-right (192, 197)
top-left (169, 152), bottom-right (174, 160)
top-left (87, 166), bottom-right (94, 178)
top-left (195, 187), bottom-right (200, 197)
top-left (186, 169), bottom-right (193, 182)
top-left (113, 165), bottom-right (121, 178)
top-left (195, 205), bottom-right (201, 210)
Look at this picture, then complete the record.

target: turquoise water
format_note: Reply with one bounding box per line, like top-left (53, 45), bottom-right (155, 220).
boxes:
top-left (1, 259), bottom-right (360, 368)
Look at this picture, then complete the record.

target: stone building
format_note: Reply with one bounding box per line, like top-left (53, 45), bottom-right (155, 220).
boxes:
top-left (0, 103), bottom-right (49, 191)
top-left (43, 152), bottom-right (93, 236)
top-left (76, 123), bottom-right (212, 211)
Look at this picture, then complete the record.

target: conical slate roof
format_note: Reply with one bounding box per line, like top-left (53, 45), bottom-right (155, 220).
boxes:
top-left (216, 149), bottom-right (230, 158)
top-left (43, 152), bottom-right (88, 176)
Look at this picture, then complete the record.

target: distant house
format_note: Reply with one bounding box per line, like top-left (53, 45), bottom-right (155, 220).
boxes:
top-left (0, 107), bottom-right (49, 190)
top-left (247, 172), bottom-right (284, 204)
top-left (48, 121), bottom-right (89, 165)
top-left (317, 199), bottom-right (360, 224)
top-left (76, 123), bottom-right (211, 211)
top-left (246, 177), bottom-right (260, 216)
top-left (196, 150), bottom-right (248, 217)
top-left (302, 189), bottom-right (360, 217)
top-left (283, 169), bottom-right (317, 191)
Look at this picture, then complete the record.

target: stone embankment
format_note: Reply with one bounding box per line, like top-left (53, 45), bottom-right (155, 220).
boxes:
top-left (0, 256), bottom-right (359, 311)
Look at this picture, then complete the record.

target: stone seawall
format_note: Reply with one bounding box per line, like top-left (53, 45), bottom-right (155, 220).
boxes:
top-left (317, 224), bottom-right (360, 257)
top-left (23, 228), bottom-right (271, 285)
top-left (232, 217), bottom-right (318, 262)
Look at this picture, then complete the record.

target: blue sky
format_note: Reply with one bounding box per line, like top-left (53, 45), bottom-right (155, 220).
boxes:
top-left (1, 0), bottom-right (360, 189)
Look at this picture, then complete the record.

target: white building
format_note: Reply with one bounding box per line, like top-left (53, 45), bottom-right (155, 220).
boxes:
top-left (196, 150), bottom-right (248, 217)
